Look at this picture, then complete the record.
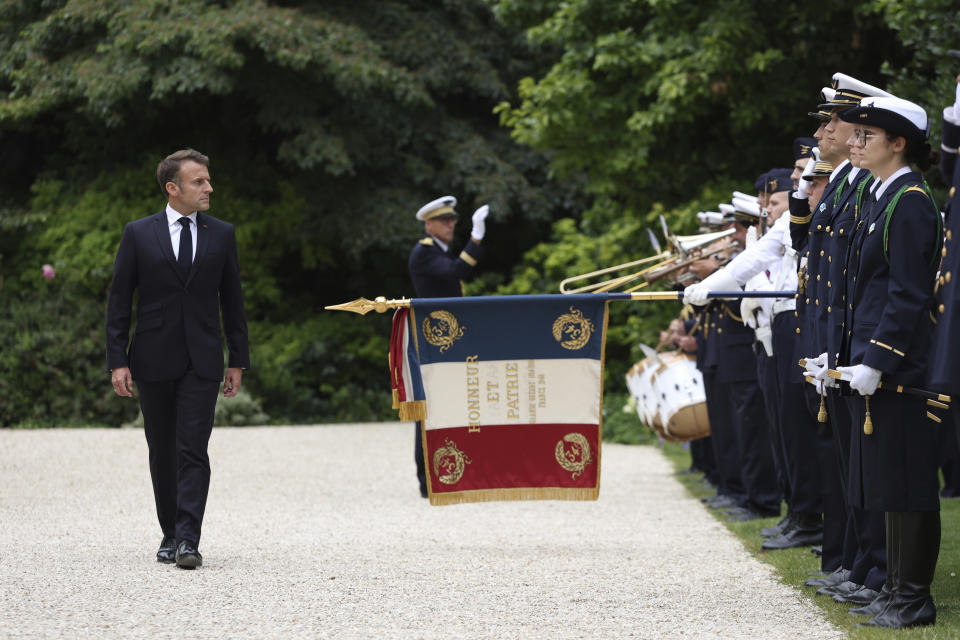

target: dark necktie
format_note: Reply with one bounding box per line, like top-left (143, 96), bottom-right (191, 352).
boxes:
top-left (178, 217), bottom-right (192, 279)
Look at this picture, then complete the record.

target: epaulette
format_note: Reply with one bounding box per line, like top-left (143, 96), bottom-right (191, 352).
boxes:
top-left (419, 237), bottom-right (434, 246)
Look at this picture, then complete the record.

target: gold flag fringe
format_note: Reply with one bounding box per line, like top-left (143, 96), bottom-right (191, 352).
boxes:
top-left (429, 486), bottom-right (599, 506)
top-left (391, 389), bottom-right (400, 410)
top-left (398, 400), bottom-right (427, 422)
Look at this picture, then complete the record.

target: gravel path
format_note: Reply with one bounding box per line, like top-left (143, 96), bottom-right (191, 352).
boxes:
top-left (0, 424), bottom-right (843, 639)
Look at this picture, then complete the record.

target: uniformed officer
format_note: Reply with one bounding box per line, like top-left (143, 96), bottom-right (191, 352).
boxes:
top-left (835, 96), bottom-right (942, 629)
top-left (409, 196), bottom-right (488, 298)
top-left (929, 55), bottom-right (960, 506)
top-left (790, 137), bottom-right (819, 189)
top-left (408, 195), bottom-right (489, 497)
top-left (930, 55), bottom-right (960, 431)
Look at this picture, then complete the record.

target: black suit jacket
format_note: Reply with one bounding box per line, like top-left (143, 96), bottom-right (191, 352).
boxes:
top-left (106, 210), bottom-right (250, 382)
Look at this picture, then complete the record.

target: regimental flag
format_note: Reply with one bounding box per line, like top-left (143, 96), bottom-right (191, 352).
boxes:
top-left (391, 294), bottom-right (610, 506)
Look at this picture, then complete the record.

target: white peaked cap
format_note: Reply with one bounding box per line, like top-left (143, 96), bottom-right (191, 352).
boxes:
top-left (718, 203), bottom-right (736, 215)
top-left (732, 197), bottom-right (761, 216)
top-left (859, 96), bottom-right (928, 132)
top-left (416, 195), bottom-right (457, 221)
top-left (831, 73), bottom-right (893, 99)
top-left (732, 191), bottom-right (758, 203)
top-left (698, 211), bottom-right (728, 225)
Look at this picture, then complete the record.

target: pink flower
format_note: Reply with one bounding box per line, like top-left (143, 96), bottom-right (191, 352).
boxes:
top-left (42, 264), bottom-right (55, 280)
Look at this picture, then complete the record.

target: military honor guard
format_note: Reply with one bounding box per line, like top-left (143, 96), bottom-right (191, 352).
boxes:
top-left (407, 195), bottom-right (490, 497)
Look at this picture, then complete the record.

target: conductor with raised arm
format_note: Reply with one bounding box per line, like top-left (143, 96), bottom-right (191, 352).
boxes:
top-left (106, 149), bottom-right (250, 569)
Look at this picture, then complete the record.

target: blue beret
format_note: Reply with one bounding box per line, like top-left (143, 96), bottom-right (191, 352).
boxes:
top-left (793, 137), bottom-right (817, 160)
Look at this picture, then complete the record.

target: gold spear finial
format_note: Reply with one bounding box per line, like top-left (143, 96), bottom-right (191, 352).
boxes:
top-left (324, 296), bottom-right (411, 315)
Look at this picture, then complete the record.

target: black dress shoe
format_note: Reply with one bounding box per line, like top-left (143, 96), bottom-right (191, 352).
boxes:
top-left (760, 515), bottom-right (790, 537)
top-left (761, 526), bottom-right (822, 551)
top-left (817, 580), bottom-right (860, 598)
top-left (835, 585), bottom-right (881, 605)
top-left (804, 567), bottom-right (849, 588)
top-left (156, 536), bottom-right (176, 564)
top-left (726, 508), bottom-right (778, 522)
top-left (707, 495), bottom-right (738, 509)
top-left (175, 541), bottom-right (203, 569)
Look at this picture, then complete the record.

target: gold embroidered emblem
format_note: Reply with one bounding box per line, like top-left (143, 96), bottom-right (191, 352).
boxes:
top-left (433, 438), bottom-right (471, 485)
top-left (422, 310), bottom-right (464, 352)
top-left (769, 178), bottom-right (778, 191)
top-left (555, 432), bottom-right (593, 479)
top-left (552, 307), bottom-right (595, 350)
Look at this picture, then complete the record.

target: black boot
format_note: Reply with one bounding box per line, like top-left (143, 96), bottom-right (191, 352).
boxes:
top-left (861, 511), bottom-right (939, 629)
top-left (849, 511), bottom-right (897, 617)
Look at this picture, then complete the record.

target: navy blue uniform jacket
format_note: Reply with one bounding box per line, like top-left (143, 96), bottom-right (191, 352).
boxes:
top-left (105, 211), bottom-right (250, 382)
top-left (840, 172), bottom-right (940, 386)
top-left (930, 115), bottom-right (960, 392)
top-left (408, 236), bottom-right (482, 298)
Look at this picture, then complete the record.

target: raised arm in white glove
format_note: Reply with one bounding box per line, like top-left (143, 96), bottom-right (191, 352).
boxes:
top-left (796, 156), bottom-right (817, 199)
top-left (836, 363), bottom-right (882, 396)
top-left (471, 204), bottom-right (489, 242)
top-left (682, 268), bottom-right (740, 306)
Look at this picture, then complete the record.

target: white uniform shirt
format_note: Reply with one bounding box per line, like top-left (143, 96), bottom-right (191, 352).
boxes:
top-left (724, 214), bottom-right (797, 293)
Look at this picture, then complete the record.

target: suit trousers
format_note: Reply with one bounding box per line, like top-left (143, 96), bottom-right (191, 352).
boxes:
top-left (138, 368), bottom-right (220, 546)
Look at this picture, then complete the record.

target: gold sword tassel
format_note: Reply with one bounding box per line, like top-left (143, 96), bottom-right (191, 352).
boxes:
top-left (863, 396), bottom-right (873, 435)
top-left (818, 391), bottom-right (828, 423)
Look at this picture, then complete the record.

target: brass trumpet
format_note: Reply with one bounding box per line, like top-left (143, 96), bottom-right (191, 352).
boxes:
top-left (559, 228), bottom-right (737, 294)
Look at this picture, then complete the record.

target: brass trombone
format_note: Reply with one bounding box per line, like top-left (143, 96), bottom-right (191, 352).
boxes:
top-left (559, 228), bottom-right (737, 294)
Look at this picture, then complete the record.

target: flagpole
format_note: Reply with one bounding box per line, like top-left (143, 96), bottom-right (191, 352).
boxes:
top-left (324, 291), bottom-right (800, 315)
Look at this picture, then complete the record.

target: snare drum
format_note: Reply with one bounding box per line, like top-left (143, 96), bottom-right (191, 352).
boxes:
top-left (626, 350), bottom-right (710, 442)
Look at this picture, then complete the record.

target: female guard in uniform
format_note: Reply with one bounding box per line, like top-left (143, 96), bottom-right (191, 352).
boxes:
top-left (835, 96), bottom-right (942, 629)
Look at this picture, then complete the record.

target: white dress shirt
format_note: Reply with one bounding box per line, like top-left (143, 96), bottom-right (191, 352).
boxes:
top-left (165, 204), bottom-right (197, 261)
top-left (874, 166), bottom-right (911, 201)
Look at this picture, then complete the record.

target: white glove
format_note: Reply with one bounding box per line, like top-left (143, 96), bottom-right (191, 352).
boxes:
top-left (682, 269), bottom-right (740, 306)
top-left (946, 80), bottom-right (960, 125)
top-left (803, 352), bottom-right (827, 376)
top-left (796, 156), bottom-right (816, 199)
top-left (471, 204), bottom-right (489, 240)
top-left (740, 296), bottom-right (761, 329)
top-left (836, 363), bottom-right (882, 396)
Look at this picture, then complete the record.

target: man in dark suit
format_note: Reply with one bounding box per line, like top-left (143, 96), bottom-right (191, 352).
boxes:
top-left (106, 148), bottom-right (250, 569)
top-left (407, 195), bottom-right (488, 496)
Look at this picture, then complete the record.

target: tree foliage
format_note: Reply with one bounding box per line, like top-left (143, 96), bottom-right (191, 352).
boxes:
top-left (492, 0), bottom-right (905, 225)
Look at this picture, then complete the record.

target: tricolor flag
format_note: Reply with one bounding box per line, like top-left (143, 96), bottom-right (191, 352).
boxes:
top-left (391, 295), bottom-right (609, 505)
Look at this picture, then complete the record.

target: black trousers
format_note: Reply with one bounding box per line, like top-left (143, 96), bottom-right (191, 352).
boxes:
top-left (703, 371), bottom-right (746, 501)
top-left (730, 379), bottom-right (782, 514)
top-left (771, 312), bottom-right (822, 514)
top-left (138, 368), bottom-right (219, 546)
top-left (757, 348), bottom-right (790, 507)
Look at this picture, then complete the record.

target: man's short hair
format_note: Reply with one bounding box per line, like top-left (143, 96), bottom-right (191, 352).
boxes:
top-left (156, 149), bottom-right (209, 198)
